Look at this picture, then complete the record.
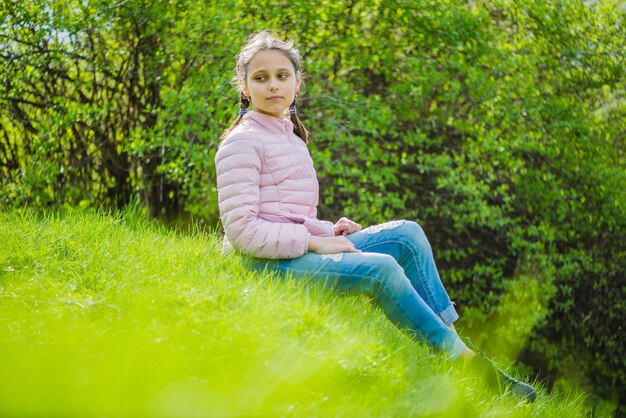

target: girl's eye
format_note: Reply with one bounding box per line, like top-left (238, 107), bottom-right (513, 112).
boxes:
top-left (278, 73), bottom-right (289, 79)
top-left (255, 75), bottom-right (267, 81)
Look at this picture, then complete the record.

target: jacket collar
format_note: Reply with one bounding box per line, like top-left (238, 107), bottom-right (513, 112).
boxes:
top-left (244, 110), bottom-right (294, 135)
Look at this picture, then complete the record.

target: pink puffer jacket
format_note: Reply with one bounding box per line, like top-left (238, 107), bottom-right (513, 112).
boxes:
top-left (215, 111), bottom-right (334, 259)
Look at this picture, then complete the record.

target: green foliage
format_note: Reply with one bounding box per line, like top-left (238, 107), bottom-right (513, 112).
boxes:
top-left (1, 0), bottom-right (625, 412)
top-left (0, 209), bottom-right (587, 417)
top-left (0, 0), bottom-right (239, 221)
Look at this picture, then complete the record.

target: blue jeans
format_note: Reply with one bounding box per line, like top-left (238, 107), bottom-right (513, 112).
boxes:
top-left (250, 220), bottom-right (467, 359)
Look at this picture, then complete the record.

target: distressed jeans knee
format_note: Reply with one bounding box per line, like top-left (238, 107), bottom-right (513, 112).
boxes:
top-left (347, 220), bottom-right (459, 326)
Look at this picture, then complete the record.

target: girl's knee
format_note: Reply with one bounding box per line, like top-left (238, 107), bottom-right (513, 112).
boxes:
top-left (401, 220), bottom-right (423, 236)
top-left (372, 253), bottom-right (402, 274)
top-left (368, 254), bottom-right (412, 289)
top-left (399, 221), bottom-right (431, 249)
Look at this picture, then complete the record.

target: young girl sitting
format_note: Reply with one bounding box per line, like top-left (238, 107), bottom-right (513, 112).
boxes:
top-left (215, 30), bottom-right (536, 403)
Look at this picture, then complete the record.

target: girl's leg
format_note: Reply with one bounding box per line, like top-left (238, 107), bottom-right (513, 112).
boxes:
top-left (250, 250), bottom-right (467, 359)
top-left (341, 222), bottom-right (537, 401)
top-left (346, 220), bottom-right (459, 327)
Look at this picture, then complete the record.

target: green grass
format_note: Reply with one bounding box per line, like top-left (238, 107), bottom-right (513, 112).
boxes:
top-left (0, 208), bottom-right (587, 417)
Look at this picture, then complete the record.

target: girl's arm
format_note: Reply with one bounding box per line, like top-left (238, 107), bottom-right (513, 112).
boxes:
top-left (308, 235), bottom-right (360, 254)
top-left (216, 133), bottom-right (311, 259)
top-left (332, 217), bottom-right (362, 236)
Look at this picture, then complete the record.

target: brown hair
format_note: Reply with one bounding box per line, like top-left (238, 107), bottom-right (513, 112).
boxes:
top-left (220, 31), bottom-right (310, 143)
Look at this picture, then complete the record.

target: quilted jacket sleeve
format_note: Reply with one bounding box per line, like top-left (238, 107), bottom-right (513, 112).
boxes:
top-left (215, 132), bottom-right (311, 259)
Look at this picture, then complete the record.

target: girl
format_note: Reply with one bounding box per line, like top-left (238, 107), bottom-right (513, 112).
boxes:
top-left (215, 30), bottom-right (536, 402)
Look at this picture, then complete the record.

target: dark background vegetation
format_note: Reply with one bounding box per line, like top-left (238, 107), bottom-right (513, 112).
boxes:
top-left (1, 0), bottom-right (624, 414)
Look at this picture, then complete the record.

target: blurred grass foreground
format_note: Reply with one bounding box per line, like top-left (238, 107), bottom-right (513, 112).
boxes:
top-left (0, 209), bottom-right (587, 417)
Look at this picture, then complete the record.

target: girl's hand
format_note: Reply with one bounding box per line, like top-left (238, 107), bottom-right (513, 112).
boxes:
top-left (332, 217), bottom-right (362, 236)
top-left (308, 236), bottom-right (361, 254)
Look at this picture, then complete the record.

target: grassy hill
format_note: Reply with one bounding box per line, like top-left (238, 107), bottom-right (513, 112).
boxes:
top-left (0, 209), bottom-right (587, 417)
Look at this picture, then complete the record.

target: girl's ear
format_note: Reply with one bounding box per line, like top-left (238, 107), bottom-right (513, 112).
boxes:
top-left (240, 80), bottom-right (249, 97)
top-left (295, 72), bottom-right (302, 93)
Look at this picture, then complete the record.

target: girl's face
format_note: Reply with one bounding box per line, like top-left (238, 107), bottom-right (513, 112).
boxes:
top-left (243, 49), bottom-right (301, 118)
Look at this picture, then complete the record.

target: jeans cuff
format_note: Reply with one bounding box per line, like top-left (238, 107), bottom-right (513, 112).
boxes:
top-left (447, 336), bottom-right (467, 360)
top-left (438, 303), bottom-right (459, 325)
